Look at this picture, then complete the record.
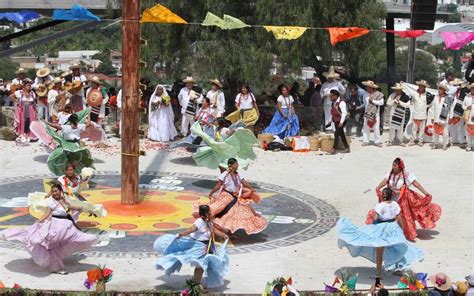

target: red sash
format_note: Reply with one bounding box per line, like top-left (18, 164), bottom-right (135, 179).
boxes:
top-left (467, 124), bottom-right (474, 136)
top-left (448, 117), bottom-right (460, 125)
top-left (413, 119), bottom-right (424, 127)
top-left (433, 123), bottom-right (445, 136)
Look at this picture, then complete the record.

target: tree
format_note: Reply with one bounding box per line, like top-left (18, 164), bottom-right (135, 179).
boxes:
top-left (93, 51), bottom-right (117, 76)
top-left (139, 0), bottom-right (387, 93)
top-left (381, 49), bottom-right (438, 86)
top-left (0, 59), bottom-right (19, 80)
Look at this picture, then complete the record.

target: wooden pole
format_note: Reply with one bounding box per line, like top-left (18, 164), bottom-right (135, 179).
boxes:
top-left (121, 0), bottom-right (140, 205)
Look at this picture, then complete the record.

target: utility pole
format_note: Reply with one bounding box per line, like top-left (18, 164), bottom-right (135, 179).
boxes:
top-left (406, 6), bottom-right (416, 84)
top-left (121, 0), bottom-right (140, 205)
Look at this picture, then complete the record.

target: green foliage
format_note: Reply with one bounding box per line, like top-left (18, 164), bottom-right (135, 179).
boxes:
top-left (93, 51), bottom-right (117, 75)
top-left (0, 59), bottom-right (19, 80)
top-left (394, 50), bottom-right (438, 85)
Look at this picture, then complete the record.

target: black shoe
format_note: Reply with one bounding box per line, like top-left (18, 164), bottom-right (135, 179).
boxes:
top-left (192, 137), bottom-right (202, 145)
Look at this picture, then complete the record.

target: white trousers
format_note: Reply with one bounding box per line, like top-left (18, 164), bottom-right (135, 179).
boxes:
top-left (411, 119), bottom-right (426, 142)
top-left (433, 124), bottom-right (449, 147)
top-left (181, 114), bottom-right (195, 136)
top-left (466, 125), bottom-right (473, 149)
top-left (449, 120), bottom-right (466, 144)
top-left (389, 126), bottom-right (404, 143)
top-left (363, 116), bottom-right (381, 144)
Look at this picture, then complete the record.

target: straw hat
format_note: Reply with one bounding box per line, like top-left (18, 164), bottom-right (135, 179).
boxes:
top-left (455, 282), bottom-right (468, 295)
top-left (88, 76), bottom-right (101, 84)
top-left (61, 70), bottom-right (72, 78)
top-left (430, 273), bottom-right (452, 291)
top-left (209, 78), bottom-right (223, 88)
top-left (362, 80), bottom-right (379, 89)
top-left (15, 68), bottom-right (26, 74)
top-left (468, 83), bottom-right (474, 89)
top-left (451, 78), bottom-right (464, 86)
top-left (437, 82), bottom-right (450, 91)
top-left (391, 83), bottom-right (403, 90)
top-left (36, 67), bottom-right (50, 78)
top-left (52, 77), bottom-right (62, 84)
top-left (183, 76), bottom-right (195, 83)
top-left (70, 63), bottom-right (81, 70)
top-left (323, 66), bottom-right (340, 79)
top-left (466, 275), bottom-right (474, 287)
top-left (416, 80), bottom-right (430, 88)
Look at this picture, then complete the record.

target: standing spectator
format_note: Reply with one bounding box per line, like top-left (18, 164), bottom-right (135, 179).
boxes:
top-left (403, 80), bottom-right (431, 146)
top-left (465, 50), bottom-right (474, 83)
top-left (0, 79), bottom-right (10, 106)
top-left (345, 84), bottom-right (365, 137)
top-left (386, 83), bottom-right (411, 146)
top-left (309, 81), bottom-right (323, 133)
top-left (431, 83), bottom-right (453, 150)
top-left (178, 76), bottom-right (203, 137)
top-left (316, 66), bottom-right (346, 131)
top-left (86, 76), bottom-right (109, 124)
top-left (329, 89), bottom-right (350, 154)
top-left (362, 80), bottom-right (384, 147)
top-left (303, 81), bottom-right (316, 107)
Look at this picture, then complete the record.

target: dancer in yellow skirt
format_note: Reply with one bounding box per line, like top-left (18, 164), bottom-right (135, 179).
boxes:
top-left (226, 84), bottom-right (259, 129)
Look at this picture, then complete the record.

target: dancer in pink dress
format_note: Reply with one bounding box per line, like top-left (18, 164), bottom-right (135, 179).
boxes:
top-left (0, 183), bottom-right (96, 274)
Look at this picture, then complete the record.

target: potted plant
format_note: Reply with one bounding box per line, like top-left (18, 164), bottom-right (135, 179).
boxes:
top-left (84, 265), bottom-right (113, 292)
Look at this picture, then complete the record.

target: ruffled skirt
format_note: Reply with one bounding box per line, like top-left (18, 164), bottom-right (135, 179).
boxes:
top-left (338, 218), bottom-right (424, 271)
top-left (195, 189), bottom-right (268, 235)
top-left (28, 193), bottom-right (107, 218)
top-left (366, 187), bottom-right (441, 240)
top-left (153, 234), bottom-right (229, 288)
top-left (263, 108), bottom-right (299, 139)
top-left (0, 218), bottom-right (96, 271)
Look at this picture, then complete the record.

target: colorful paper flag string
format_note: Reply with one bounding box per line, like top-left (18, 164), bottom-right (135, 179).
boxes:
top-left (326, 27), bottom-right (370, 46)
top-left (0, 11), bottom-right (40, 24)
top-left (439, 31), bottom-right (474, 50)
top-left (201, 12), bottom-right (249, 30)
top-left (53, 5), bottom-right (100, 21)
top-left (140, 4), bottom-right (187, 24)
top-left (264, 26), bottom-right (308, 40)
top-left (383, 29), bottom-right (426, 38)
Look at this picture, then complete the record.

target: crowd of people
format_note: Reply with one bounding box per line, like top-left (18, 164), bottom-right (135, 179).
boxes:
top-left (0, 57), bottom-right (472, 293)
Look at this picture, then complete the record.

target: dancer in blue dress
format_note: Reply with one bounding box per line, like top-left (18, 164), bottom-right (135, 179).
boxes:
top-left (263, 85), bottom-right (300, 138)
top-left (153, 205), bottom-right (229, 289)
top-left (338, 188), bottom-right (424, 286)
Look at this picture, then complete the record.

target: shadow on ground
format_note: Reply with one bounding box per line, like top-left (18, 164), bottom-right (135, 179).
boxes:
top-left (334, 267), bottom-right (400, 286)
top-left (169, 156), bottom-right (197, 167)
top-left (4, 255), bottom-right (96, 277)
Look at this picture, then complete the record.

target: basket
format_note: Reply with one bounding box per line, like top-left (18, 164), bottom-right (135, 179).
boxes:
top-left (257, 133), bottom-right (274, 149)
top-left (309, 136), bottom-right (320, 151)
top-left (319, 135), bottom-right (334, 153)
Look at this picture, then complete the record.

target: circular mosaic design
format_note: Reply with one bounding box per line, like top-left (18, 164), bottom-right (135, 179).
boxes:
top-left (0, 171), bottom-right (339, 258)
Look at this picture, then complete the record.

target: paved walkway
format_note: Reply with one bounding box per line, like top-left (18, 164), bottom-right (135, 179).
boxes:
top-left (0, 134), bottom-right (472, 293)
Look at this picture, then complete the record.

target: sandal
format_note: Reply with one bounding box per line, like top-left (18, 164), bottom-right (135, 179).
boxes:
top-left (52, 270), bottom-right (68, 275)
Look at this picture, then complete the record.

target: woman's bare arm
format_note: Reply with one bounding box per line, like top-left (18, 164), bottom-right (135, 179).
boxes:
top-left (37, 207), bottom-right (52, 223)
top-left (178, 225), bottom-right (198, 237)
top-left (412, 180), bottom-right (430, 196)
top-left (208, 180), bottom-right (223, 198)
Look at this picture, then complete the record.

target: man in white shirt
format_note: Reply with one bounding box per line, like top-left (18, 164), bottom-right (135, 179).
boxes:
top-left (448, 78), bottom-right (467, 146)
top-left (32, 67), bottom-right (53, 90)
top-left (329, 89), bottom-right (350, 154)
top-left (7, 68), bottom-right (27, 98)
top-left (402, 80), bottom-right (431, 146)
top-left (440, 72), bottom-right (457, 97)
top-left (361, 80), bottom-right (384, 147)
top-left (316, 66), bottom-right (346, 131)
top-left (386, 83), bottom-right (411, 146)
top-left (48, 77), bottom-right (71, 122)
top-left (70, 63), bottom-right (88, 111)
top-left (462, 83), bottom-right (474, 151)
top-left (206, 79), bottom-right (225, 117)
top-left (178, 76), bottom-right (202, 137)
